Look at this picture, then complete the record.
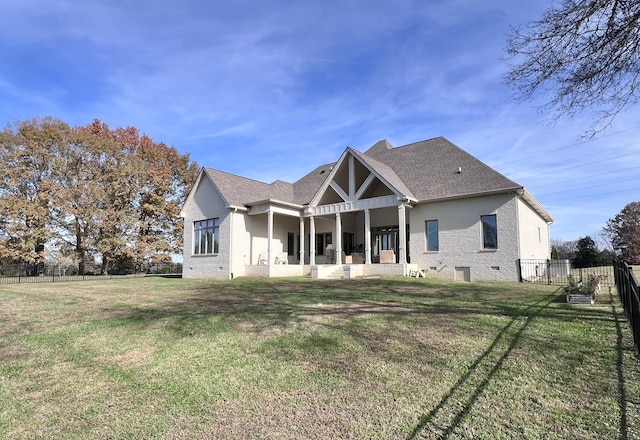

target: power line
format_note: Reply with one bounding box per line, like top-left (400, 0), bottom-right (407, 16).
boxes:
top-left (535, 176), bottom-right (640, 197)
top-left (528, 165), bottom-right (640, 189)
top-left (492, 125), bottom-right (640, 168)
top-left (539, 185), bottom-right (640, 203)
top-left (515, 148), bottom-right (640, 181)
top-left (511, 140), bottom-right (640, 177)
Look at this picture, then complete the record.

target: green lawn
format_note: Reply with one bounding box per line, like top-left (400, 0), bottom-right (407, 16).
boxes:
top-left (1, 277), bottom-right (639, 439)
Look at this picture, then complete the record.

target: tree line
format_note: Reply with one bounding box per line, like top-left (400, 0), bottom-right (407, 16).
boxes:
top-left (551, 202), bottom-right (640, 265)
top-left (0, 117), bottom-right (199, 274)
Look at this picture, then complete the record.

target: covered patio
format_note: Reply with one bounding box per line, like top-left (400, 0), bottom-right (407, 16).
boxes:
top-left (244, 193), bottom-right (416, 279)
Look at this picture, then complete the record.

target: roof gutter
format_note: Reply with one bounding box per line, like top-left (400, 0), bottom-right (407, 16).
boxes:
top-left (516, 188), bottom-right (554, 223)
top-left (414, 187), bottom-right (523, 205)
top-left (228, 204), bottom-right (249, 212)
top-left (245, 199), bottom-right (305, 210)
top-left (401, 196), bottom-right (419, 204)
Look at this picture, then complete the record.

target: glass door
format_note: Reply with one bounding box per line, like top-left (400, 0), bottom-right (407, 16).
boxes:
top-left (371, 226), bottom-right (398, 262)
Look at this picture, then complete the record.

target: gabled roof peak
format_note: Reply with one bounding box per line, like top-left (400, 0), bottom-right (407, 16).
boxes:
top-left (365, 139), bottom-right (394, 154)
top-left (270, 179), bottom-right (292, 186)
top-left (394, 136), bottom-right (448, 149)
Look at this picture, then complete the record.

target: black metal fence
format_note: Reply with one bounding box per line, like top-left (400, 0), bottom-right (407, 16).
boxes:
top-left (518, 258), bottom-right (616, 286)
top-left (0, 262), bottom-right (182, 286)
top-left (614, 259), bottom-right (640, 357)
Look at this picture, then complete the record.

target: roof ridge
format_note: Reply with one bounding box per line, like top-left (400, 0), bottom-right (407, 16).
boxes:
top-left (205, 167), bottom-right (291, 186)
top-left (393, 136), bottom-right (448, 149)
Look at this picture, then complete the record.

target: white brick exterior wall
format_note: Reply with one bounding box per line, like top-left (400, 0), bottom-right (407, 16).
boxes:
top-left (182, 177), bottom-right (231, 279)
top-left (182, 172), bottom-right (550, 283)
top-left (516, 198), bottom-right (551, 260)
top-left (182, 175), bottom-right (307, 279)
top-left (408, 193), bottom-right (522, 282)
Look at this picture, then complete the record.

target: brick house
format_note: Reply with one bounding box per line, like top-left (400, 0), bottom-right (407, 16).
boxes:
top-left (180, 137), bottom-right (552, 281)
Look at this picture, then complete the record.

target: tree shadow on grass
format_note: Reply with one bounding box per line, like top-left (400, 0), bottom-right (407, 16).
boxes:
top-left (87, 277), bottom-right (640, 436)
top-left (97, 278), bottom-right (617, 339)
top-left (404, 286), bottom-right (639, 439)
top-left (406, 293), bottom-right (557, 439)
top-left (609, 288), bottom-right (640, 440)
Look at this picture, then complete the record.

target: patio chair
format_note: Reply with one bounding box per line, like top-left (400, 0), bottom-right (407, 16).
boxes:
top-left (379, 250), bottom-right (395, 264)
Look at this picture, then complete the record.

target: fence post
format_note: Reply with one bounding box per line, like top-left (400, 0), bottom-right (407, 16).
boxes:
top-left (547, 259), bottom-right (552, 285)
top-left (614, 259), bottom-right (640, 359)
top-left (578, 267), bottom-right (583, 282)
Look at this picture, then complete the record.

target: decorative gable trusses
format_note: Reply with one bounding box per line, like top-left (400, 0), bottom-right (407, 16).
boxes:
top-left (307, 147), bottom-right (417, 216)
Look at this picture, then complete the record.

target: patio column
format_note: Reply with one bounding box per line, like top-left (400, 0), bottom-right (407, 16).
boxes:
top-left (267, 210), bottom-right (274, 266)
top-left (335, 212), bottom-right (342, 264)
top-left (299, 216), bottom-right (305, 265)
top-left (398, 204), bottom-right (406, 264)
top-left (364, 208), bottom-right (372, 264)
top-left (309, 215), bottom-right (316, 265)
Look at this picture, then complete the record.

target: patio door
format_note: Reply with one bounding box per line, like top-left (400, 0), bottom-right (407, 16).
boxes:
top-left (371, 226), bottom-right (398, 262)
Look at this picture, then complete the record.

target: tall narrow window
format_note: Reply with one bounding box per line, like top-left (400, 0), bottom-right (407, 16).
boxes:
top-left (287, 232), bottom-right (295, 256)
top-left (481, 214), bottom-right (498, 249)
top-left (316, 233), bottom-right (332, 255)
top-left (194, 218), bottom-right (219, 254)
top-left (343, 232), bottom-right (355, 254)
top-left (425, 220), bottom-right (439, 251)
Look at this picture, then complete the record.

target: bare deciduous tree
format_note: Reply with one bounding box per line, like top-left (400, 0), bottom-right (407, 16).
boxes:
top-left (506, 0), bottom-right (640, 133)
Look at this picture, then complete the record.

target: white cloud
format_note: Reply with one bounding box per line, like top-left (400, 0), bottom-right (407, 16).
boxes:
top-left (1, 0), bottom-right (638, 241)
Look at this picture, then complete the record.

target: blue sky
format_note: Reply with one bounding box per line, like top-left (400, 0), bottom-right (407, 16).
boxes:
top-left (1, 0), bottom-right (639, 244)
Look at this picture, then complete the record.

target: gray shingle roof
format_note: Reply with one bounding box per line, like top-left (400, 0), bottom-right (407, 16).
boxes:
top-left (203, 168), bottom-right (295, 208)
top-left (363, 137), bottom-right (523, 200)
top-left (292, 163), bottom-right (335, 205)
top-left (201, 137), bottom-right (527, 208)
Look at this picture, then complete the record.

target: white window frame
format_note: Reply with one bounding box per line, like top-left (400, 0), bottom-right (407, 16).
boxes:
top-left (425, 219), bottom-right (439, 252)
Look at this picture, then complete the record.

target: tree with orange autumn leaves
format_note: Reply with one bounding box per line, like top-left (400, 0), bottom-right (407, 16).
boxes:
top-left (0, 117), bottom-right (199, 274)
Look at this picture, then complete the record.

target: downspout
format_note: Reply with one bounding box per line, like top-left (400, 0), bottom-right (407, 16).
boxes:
top-left (515, 194), bottom-right (521, 259)
top-left (229, 208), bottom-right (236, 279)
top-left (514, 193), bottom-right (523, 283)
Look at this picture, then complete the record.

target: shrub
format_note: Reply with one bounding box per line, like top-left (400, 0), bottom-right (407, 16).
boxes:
top-left (563, 274), bottom-right (602, 299)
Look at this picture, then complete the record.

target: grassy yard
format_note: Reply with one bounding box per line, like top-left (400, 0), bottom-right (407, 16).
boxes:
top-left (0, 277), bottom-right (639, 439)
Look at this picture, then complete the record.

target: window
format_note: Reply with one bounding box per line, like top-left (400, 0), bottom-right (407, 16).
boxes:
top-left (194, 218), bottom-right (219, 254)
top-left (481, 214), bottom-right (498, 249)
top-left (343, 232), bottom-right (355, 254)
top-left (425, 220), bottom-right (439, 251)
top-left (287, 232), bottom-right (295, 256)
top-left (372, 226), bottom-right (398, 254)
top-left (316, 233), bottom-right (332, 255)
